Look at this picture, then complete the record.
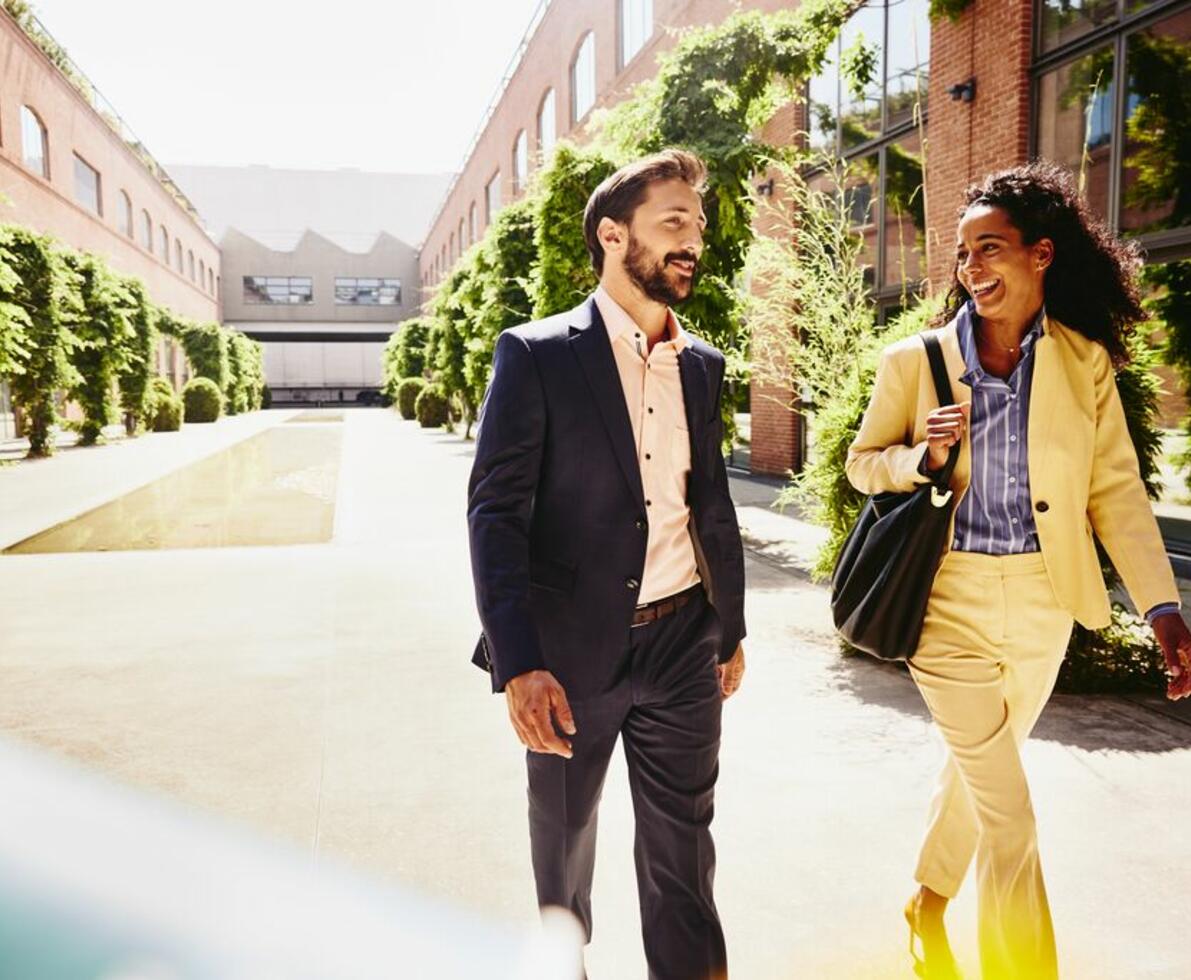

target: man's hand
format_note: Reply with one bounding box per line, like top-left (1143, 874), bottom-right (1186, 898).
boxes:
top-left (717, 644), bottom-right (745, 700)
top-left (1152, 612), bottom-right (1191, 701)
top-left (505, 670), bottom-right (577, 758)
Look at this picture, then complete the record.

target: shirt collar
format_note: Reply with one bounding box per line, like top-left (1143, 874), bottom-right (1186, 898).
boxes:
top-left (957, 301), bottom-right (1045, 386)
top-left (594, 285), bottom-right (689, 353)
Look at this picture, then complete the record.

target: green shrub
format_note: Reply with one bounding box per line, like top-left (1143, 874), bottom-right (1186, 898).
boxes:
top-left (397, 377), bottom-right (426, 420)
top-left (147, 376), bottom-right (182, 432)
top-left (262, 384), bottom-right (273, 409)
top-left (115, 278), bottom-right (158, 436)
top-left (182, 376), bottom-right (223, 423)
top-left (414, 385), bottom-right (450, 428)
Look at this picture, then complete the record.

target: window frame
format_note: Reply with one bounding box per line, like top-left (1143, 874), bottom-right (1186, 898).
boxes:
top-left (72, 151), bottom-right (102, 217)
top-left (1030, 0), bottom-right (1191, 262)
top-left (619, 0), bottom-right (654, 70)
top-left (242, 275), bottom-right (314, 305)
top-left (570, 32), bottom-right (597, 125)
top-left (19, 105), bottom-right (49, 179)
top-left (803, 1), bottom-right (931, 304)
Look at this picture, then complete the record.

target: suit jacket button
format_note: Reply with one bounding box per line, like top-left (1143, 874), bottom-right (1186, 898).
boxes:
top-left (625, 577), bottom-right (640, 590)
top-left (1036, 501), bottom-right (1049, 513)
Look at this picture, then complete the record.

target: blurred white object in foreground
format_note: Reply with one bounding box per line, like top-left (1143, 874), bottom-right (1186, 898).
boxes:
top-left (0, 738), bottom-right (583, 979)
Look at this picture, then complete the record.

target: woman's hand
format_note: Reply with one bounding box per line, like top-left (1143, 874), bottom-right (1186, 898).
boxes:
top-left (924, 402), bottom-right (970, 472)
top-left (1151, 612), bottom-right (1191, 700)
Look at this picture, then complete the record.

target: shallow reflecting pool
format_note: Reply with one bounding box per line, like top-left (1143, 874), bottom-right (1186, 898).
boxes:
top-left (5, 425), bottom-right (342, 554)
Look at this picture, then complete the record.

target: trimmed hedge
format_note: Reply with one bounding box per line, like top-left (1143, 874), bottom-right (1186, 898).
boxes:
top-left (414, 385), bottom-right (450, 428)
top-left (397, 377), bottom-right (427, 420)
top-left (147, 376), bottom-right (182, 432)
top-left (182, 376), bottom-right (223, 423)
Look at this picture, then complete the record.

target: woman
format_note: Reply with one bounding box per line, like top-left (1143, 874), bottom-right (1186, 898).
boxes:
top-left (846, 162), bottom-right (1191, 980)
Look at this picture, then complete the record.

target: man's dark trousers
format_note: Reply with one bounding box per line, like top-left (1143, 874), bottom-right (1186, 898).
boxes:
top-left (528, 585), bottom-right (726, 980)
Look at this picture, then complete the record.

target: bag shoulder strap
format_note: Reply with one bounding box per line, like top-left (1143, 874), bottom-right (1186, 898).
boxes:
top-left (922, 333), bottom-right (954, 407)
top-left (920, 332), bottom-right (960, 485)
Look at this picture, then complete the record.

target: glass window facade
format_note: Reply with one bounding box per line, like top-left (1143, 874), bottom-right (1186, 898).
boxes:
top-left (73, 153), bottom-right (102, 216)
top-left (20, 106), bottom-right (48, 178)
top-left (334, 277), bottom-right (402, 305)
top-left (1033, 0), bottom-right (1191, 248)
top-left (621, 0), bottom-right (653, 67)
top-left (805, 0), bottom-right (930, 299)
top-left (572, 33), bottom-right (596, 123)
top-left (539, 89), bottom-right (557, 155)
top-left (243, 276), bottom-right (313, 305)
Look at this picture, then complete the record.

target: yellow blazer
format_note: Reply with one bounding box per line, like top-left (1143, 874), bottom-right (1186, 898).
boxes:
top-left (845, 313), bottom-right (1179, 629)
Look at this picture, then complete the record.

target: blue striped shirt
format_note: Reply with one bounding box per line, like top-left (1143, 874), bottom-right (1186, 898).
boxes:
top-left (951, 302), bottom-right (1043, 556)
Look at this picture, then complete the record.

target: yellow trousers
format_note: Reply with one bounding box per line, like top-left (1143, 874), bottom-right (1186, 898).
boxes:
top-left (909, 551), bottom-right (1073, 980)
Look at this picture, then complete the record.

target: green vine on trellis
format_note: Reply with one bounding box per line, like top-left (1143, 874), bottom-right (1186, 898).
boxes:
top-left (929, 0), bottom-right (975, 21)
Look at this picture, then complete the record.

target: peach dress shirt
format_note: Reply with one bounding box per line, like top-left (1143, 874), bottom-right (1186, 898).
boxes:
top-left (594, 286), bottom-right (701, 605)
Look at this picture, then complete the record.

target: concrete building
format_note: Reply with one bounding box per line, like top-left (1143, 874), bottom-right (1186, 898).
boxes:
top-left (170, 165), bottom-right (451, 406)
top-left (0, 5), bottom-right (220, 438)
top-left (418, 0), bottom-right (1191, 476)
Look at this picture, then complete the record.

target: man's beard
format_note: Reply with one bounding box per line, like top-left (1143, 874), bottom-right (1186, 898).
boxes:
top-left (624, 234), bottom-right (699, 306)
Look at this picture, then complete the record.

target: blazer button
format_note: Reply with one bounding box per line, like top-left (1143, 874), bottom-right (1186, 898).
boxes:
top-left (625, 577), bottom-right (640, 590)
top-left (1036, 500), bottom-right (1049, 513)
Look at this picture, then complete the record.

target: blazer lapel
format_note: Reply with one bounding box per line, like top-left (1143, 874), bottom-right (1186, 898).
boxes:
top-left (568, 297), bottom-right (646, 510)
top-left (1027, 313), bottom-right (1060, 493)
top-left (678, 344), bottom-right (708, 469)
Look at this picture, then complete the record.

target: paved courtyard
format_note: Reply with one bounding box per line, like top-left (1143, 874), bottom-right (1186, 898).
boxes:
top-left (0, 408), bottom-right (1188, 978)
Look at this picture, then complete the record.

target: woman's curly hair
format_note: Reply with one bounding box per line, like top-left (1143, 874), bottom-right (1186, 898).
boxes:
top-left (935, 160), bottom-right (1147, 364)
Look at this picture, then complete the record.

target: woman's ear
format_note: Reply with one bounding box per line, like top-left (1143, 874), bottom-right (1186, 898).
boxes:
top-left (1034, 237), bottom-right (1055, 273)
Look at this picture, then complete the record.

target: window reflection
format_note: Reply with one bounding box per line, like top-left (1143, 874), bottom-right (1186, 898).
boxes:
top-left (1039, 0), bottom-right (1117, 55)
top-left (839, 4), bottom-right (884, 150)
top-left (1035, 46), bottom-right (1115, 220)
top-left (1120, 7), bottom-right (1191, 235)
top-left (243, 276), bottom-right (313, 305)
top-left (885, 0), bottom-right (930, 129)
top-left (335, 277), bottom-right (402, 305)
top-left (883, 131), bottom-right (926, 288)
top-left (844, 154), bottom-right (879, 289)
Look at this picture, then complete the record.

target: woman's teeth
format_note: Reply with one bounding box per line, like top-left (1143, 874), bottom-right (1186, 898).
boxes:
top-left (970, 279), bottom-right (999, 298)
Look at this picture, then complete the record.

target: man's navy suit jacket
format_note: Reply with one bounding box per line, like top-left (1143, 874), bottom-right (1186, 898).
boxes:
top-left (467, 295), bottom-right (747, 698)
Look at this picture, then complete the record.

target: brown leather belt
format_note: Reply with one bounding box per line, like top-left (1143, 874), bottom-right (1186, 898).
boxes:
top-left (631, 584), bottom-right (702, 627)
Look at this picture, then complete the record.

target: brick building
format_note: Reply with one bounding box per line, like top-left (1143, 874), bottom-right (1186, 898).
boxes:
top-left (418, 0), bottom-right (1191, 476)
top-left (0, 6), bottom-right (221, 438)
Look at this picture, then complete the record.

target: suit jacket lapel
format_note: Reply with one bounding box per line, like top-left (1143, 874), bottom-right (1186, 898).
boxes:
top-left (568, 297), bottom-right (646, 510)
top-left (1027, 313), bottom-right (1060, 493)
top-left (678, 344), bottom-right (708, 469)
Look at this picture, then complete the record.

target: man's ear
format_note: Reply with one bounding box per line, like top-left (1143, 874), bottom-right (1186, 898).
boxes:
top-left (597, 216), bottom-right (627, 258)
top-left (1034, 237), bottom-right (1055, 273)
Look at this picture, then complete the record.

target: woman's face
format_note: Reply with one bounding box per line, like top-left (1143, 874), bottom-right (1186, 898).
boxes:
top-left (954, 204), bottom-right (1053, 325)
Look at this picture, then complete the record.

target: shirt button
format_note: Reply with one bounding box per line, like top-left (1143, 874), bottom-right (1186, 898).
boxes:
top-left (1009, 476), bottom-right (1017, 484)
top-left (635, 519), bottom-right (646, 531)
top-left (1011, 517), bottom-right (1019, 524)
top-left (1010, 435), bottom-right (1017, 442)
top-left (625, 577), bottom-right (639, 590)
top-left (953, 538), bottom-right (960, 548)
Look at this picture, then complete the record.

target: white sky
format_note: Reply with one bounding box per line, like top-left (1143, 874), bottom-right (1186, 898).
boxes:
top-left (26, 0), bottom-right (545, 175)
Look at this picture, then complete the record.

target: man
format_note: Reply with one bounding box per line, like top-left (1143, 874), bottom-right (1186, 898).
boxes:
top-left (467, 149), bottom-right (747, 980)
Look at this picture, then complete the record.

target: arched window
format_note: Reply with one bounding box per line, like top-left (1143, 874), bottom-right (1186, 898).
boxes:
top-left (141, 210), bottom-right (153, 250)
top-left (209, 268), bottom-right (215, 293)
top-left (571, 33), bottom-right (596, 124)
top-left (20, 105), bottom-right (48, 178)
top-left (160, 226), bottom-right (169, 261)
top-left (485, 171), bottom-right (502, 225)
top-left (175, 240), bottom-right (183, 271)
top-left (449, 232), bottom-right (455, 263)
top-left (199, 258), bottom-right (206, 286)
top-left (512, 129), bottom-right (528, 193)
top-left (188, 250), bottom-right (195, 281)
top-left (468, 202), bottom-right (477, 245)
top-left (118, 191), bottom-right (133, 238)
top-left (538, 89), bottom-right (557, 157)
top-left (457, 218), bottom-right (465, 254)
top-left (620, 0), bottom-right (653, 68)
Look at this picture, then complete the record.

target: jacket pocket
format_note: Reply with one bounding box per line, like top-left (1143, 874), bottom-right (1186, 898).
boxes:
top-left (529, 556), bottom-right (576, 595)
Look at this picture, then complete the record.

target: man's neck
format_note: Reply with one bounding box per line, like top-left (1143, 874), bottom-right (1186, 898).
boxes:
top-left (600, 272), bottom-right (670, 347)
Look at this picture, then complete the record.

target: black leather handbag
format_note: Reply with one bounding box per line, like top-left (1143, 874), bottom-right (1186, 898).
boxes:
top-left (830, 333), bottom-right (960, 662)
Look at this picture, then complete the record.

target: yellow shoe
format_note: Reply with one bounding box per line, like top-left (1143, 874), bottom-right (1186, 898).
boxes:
top-left (904, 895), bottom-right (963, 980)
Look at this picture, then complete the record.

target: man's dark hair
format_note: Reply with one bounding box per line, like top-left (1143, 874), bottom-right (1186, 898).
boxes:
top-left (583, 149), bottom-right (708, 276)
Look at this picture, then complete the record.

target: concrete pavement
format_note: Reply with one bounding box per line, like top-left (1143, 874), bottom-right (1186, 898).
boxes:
top-left (0, 408), bottom-right (1188, 978)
